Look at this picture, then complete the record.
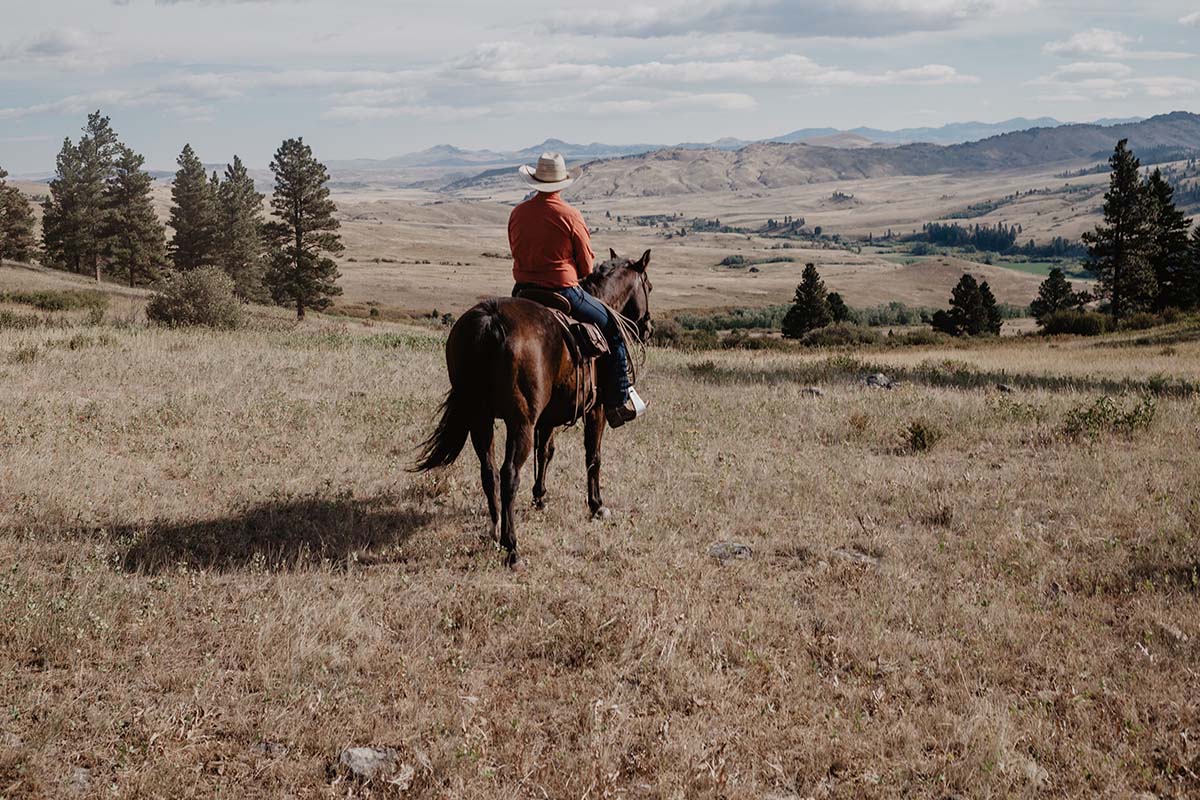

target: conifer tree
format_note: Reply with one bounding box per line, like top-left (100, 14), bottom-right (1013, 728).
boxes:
top-left (169, 144), bottom-right (220, 270)
top-left (978, 280), bottom-right (1003, 335)
top-left (216, 156), bottom-right (268, 301)
top-left (781, 262), bottom-right (833, 338)
top-left (76, 111), bottom-right (120, 281)
top-left (1144, 168), bottom-right (1193, 310)
top-left (827, 291), bottom-right (850, 323)
top-left (1083, 140), bottom-right (1157, 320)
top-left (931, 273), bottom-right (997, 336)
top-left (42, 138), bottom-right (87, 273)
top-left (1183, 225), bottom-right (1200, 311)
top-left (42, 111), bottom-right (121, 280)
top-left (1030, 267), bottom-right (1089, 322)
top-left (100, 145), bottom-right (167, 287)
top-left (0, 167), bottom-right (37, 262)
top-left (264, 138), bottom-right (343, 319)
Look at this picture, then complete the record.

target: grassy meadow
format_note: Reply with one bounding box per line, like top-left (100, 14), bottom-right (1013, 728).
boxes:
top-left (2, 267), bottom-right (1199, 798)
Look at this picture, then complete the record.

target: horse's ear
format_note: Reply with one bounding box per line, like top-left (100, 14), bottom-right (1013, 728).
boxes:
top-left (609, 248), bottom-right (619, 261)
top-left (633, 249), bottom-right (651, 272)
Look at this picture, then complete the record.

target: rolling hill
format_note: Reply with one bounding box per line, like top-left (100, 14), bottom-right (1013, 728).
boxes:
top-left (562, 112), bottom-right (1200, 200)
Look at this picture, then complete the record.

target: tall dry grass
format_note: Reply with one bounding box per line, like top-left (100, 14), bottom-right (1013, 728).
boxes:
top-left (2, 286), bottom-right (1199, 798)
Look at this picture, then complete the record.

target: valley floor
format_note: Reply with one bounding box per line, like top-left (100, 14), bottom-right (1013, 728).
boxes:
top-left (1, 273), bottom-right (1198, 797)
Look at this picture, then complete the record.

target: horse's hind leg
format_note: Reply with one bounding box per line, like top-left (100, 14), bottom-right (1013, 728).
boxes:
top-left (500, 418), bottom-right (534, 567)
top-left (531, 424), bottom-right (556, 510)
top-left (470, 417), bottom-right (500, 542)
top-left (584, 407), bottom-right (609, 519)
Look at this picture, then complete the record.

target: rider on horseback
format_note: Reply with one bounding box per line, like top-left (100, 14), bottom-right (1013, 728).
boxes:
top-left (509, 152), bottom-right (640, 428)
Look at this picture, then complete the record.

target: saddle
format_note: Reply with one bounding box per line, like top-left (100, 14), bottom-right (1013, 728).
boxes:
top-left (513, 288), bottom-right (609, 360)
top-left (513, 286), bottom-right (610, 426)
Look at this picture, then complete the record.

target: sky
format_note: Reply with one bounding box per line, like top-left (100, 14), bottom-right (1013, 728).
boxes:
top-left (1, 0), bottom-right (1198, 173)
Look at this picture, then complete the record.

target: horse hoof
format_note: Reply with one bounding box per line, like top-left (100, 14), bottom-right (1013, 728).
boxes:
top-left (533, 497), bottom-right (547, 511)
top-left (508, 557), bottom-right (528, 574)
top-left (591, 506), bottom-right (611, 520)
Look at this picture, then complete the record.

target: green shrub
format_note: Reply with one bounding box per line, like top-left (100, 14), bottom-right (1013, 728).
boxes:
top-left (801, 323), bottom-right (882, 348)
top-left (721, 330), bottom-right (792, 350)
top-left (885, 329), bottom-right (950, 347)
top-left (1062, 395), bottom-right (1156, 439)
top-left (1119, 312), bottom-right (1163, 331)
top-left (0, 289), bottom-right (108, 313)
top-left (719, 254), bottom-right (747, 267)
top-left (146, 267), bottom-right (243, 329)
top-left (902, 420), bottom-right (942, 453)
top-left (1040, 310), bottom-right (1109, 336)
top-left (0, 309), bottom-right (42, 330)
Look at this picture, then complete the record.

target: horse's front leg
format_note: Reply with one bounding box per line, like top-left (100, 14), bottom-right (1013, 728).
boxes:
top-left (532, 424), bottom-right (556, 510)
top-left (583, 406), bottom-right (609, 519)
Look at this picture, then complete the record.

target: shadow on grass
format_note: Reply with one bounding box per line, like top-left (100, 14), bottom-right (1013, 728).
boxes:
top-left (678, 355), bottom-right (1200, 397)
top-left (115, 493), bottom-right (433, 574)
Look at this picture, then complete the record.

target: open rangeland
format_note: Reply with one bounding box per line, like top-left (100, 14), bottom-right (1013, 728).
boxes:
top-left (2, 266), bottom-right (1198, 798)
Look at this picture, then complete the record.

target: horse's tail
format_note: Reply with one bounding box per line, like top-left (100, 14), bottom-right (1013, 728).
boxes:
top-left (411, 301), bottom-right (505, 472)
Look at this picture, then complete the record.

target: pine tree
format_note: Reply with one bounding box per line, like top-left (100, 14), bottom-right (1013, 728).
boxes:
top-left (0, 167), bottom-right (37, 262)
top-left (76, 111), bottom-right (121, 281)
top-left (827, 291), bottom-right (850, 323)
top-left (1144, 168), bottom-right (1193, 310)
top-left (216, 156), bottom-right (268, 301)
top-left (169, 144), bottom-right (220, 270)
top-left (1183, 225), bottom-right (1200, 311)
top-left (1083, 140), bottom-right (1158, 320)
top-left (781, 262), bottom-right (833, 338)
top-left (978, 280), bottom-right (1003, 335)
top-left (931, 273), bottom-right (996, 337)
top-left (42, 111), bottom-right (121, 280)
top-left (100, 145), bottom-right (167, 287)
top-left (264, 138), bottom-right (343, 319)
top-left (42, 138), bottom-right (87, 273)
top-left (1031, 267), bottom-right (1089, 322)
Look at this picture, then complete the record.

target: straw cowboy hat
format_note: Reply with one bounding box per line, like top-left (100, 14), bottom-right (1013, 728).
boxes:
top-left (518, 152), bottom-right (581, 192)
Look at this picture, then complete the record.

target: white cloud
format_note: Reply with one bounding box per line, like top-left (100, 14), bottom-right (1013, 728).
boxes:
top-left (321, 104), bottom-right (493, 122)
top-left (1051, 61), bottom-right (1134, 78)
top-left (1181, 12), bottom-right (1200, 27)
top-left (1043, 27), bottom-right (1191, 60)
top-left (549, 0), bottom-right (1035, 39)
top-left (587, 92), bottom-right (758, 115)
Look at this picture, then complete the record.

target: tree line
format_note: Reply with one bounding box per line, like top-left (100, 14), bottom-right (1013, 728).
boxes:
top-left (3, 111), bottom-right (343, 319)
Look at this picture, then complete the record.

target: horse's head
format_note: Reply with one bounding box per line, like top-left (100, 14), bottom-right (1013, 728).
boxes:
top-left (590, 248), bottom-right (653, 341)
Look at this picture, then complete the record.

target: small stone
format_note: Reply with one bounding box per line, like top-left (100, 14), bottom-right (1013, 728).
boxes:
top-left (254, 741), bottom-right (289, 758)
top-left (1156, 621), bottom-right (1188, 643)
top-left (69, 767), bottom-right (91, 794)
top-left (801, 386), bottom-right (825, 397)
top-left (862, 373), bottom-right (894, 389)
top-left (1022, 759), bottom-right (1049, 790)
top-left (831, 547), bottom-right (881, 567)
top-left (997, 383), bottom-right (1015, 393)
top-left (338, 746), bottom-right (403, 782)
top-left (708, 541), bottom-right (753, 562)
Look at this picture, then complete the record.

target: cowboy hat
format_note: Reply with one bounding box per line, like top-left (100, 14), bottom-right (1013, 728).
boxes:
top-left (518, 152), bottom-right (581, 192)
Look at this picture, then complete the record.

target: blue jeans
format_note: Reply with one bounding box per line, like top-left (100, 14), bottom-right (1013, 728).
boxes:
top-left (556, 286), bottom-right (630, 407)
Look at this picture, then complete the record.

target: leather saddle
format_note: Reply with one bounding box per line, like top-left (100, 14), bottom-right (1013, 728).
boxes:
top-left (513, 288), bottom-right (610, 360)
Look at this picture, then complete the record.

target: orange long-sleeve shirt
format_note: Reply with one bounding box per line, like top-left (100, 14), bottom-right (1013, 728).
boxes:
top-left (508, 192), bottom-right (595, 289)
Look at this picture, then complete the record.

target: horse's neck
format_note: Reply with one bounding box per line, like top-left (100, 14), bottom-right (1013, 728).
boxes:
top-left (590, 275), bottom-right (631, 309)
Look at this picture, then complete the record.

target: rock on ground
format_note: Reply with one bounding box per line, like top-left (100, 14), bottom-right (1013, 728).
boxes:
top-left (337, 746), bottom-right (414, 787)
top-left (708, 541), bottom-right (753, 562)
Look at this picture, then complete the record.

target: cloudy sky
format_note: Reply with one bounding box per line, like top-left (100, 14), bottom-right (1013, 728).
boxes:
top-left (1, 0), bottom-right (1198, 173)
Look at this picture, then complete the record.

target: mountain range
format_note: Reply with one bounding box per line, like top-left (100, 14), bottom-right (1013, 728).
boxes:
top-left (326, 116), bottom-right (1145, 178)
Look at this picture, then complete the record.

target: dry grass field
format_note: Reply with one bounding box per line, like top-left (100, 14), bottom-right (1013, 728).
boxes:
top-left (2, 263), bottom-right (1199, 798)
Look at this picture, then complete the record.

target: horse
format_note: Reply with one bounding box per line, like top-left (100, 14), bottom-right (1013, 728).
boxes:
top-left (412, 249), bottom-right (653, 569)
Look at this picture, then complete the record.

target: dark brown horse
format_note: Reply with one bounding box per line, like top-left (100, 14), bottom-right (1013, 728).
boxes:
top-left (413, 249), bottom-right (653, 568)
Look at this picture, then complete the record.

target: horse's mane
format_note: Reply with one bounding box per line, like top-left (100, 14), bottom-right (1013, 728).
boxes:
top-left (580, 258), bottom-right (623, 292)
